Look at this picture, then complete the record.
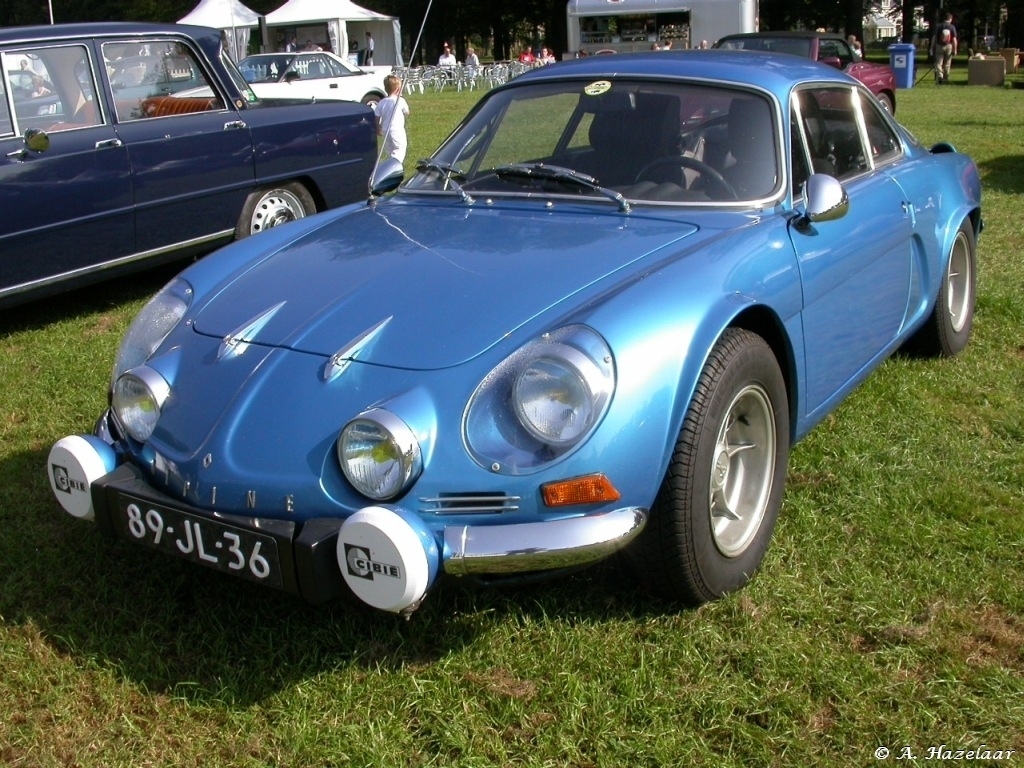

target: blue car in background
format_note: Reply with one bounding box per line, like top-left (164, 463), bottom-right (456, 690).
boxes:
top-left (49, 51), bottom-right (981, 614)
top-left (0, 23), bottom-right (376, 309)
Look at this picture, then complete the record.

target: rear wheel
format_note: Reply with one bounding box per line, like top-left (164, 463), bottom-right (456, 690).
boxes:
top-left (876, 91), bottom-right (895, 114)
top-left (236, 182), bottom-right (316, 239)
top-left (628, 328), bottom-right (789, 605)
top-left (906, 218), bottom-right (976, 357)
top-left (362, 92), bottom-right (383, 109)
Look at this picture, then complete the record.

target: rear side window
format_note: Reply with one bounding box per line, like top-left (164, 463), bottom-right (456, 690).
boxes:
top-left (102, 39), bottom-right (223, 122)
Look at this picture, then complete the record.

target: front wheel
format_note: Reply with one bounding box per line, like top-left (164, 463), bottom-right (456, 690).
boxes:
top-left (236, 183), bottom-right (316, 239)
top-left (627, 328), bottom-right (789, 605)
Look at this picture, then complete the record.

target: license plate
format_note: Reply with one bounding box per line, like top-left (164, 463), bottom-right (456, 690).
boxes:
top-left (112, 493), bottom-right (283, 589)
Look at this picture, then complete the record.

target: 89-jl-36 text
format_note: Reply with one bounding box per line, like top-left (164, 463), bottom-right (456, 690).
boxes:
top-left (125, 502), bottom-right (272, 579)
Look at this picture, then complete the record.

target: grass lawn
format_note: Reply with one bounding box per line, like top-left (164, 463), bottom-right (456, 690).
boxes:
top-left (1, 65), bottom-right (1022, 767)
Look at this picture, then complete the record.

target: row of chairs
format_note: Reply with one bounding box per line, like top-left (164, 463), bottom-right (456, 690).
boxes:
top-left (393, 62), bottom-right (538, 95)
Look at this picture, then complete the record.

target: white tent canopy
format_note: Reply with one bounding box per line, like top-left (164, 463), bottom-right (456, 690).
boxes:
top-left (178, 0), bottom-right (260, 61)
top-left (265, 0), bottom-right (403, 66)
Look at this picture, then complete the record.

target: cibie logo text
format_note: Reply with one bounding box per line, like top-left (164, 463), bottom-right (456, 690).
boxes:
top-left (344, 544), bottom-right (401, 581)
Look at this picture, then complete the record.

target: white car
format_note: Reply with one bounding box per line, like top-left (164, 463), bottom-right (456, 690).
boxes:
top-left (238, 51), bottom-right (390, 107)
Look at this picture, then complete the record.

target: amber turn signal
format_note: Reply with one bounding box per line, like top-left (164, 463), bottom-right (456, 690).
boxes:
top-left (541, 474), bottom-right (621, 507)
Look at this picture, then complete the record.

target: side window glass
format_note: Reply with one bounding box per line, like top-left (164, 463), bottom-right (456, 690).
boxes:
top-left (7, 46), bottom-right (100, 133)
top-left (103, 40), bottom-right (222, 122)
top-left (790, 105), bottom-right (810, 197)
top-left (859, 91), bottom-right (902, 166)
top-left (797, 87), bottom-right (868, 180)
top-left (0, 72), bottom-right (13, 136)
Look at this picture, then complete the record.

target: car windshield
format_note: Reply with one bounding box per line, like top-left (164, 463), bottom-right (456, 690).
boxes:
top-left (716, 37), bottom-right (814, 58)
top-left (403, 79), bottom-right (781, 206)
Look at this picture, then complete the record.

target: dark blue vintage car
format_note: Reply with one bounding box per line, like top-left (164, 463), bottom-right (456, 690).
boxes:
top-left (49, 52), bottom-right (981, 614)
top-left (0, 23), bottom-right (376, 308)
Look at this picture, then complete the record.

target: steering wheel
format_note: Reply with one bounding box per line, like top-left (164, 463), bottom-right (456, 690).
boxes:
top-left (635, 155), bottom-right (737, 200)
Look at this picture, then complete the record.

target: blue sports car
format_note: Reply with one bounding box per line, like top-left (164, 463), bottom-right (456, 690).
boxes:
top-left (48, 51), bottom-right (981, 614)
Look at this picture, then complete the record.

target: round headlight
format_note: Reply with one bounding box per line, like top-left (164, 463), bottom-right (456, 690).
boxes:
top-left (512, 345), bottom-right (606, 446)
top-left (111, 367), bottom-right (171, 442)
top-left (338, 410), bottom-right (422, 500)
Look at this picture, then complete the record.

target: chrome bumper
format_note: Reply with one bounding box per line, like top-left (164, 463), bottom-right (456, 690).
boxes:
top-left (442, 506), bottom-right (647, 576)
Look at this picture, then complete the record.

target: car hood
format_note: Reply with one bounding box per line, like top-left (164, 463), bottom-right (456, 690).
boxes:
top-left (191, 200), bottom-right (700, 370)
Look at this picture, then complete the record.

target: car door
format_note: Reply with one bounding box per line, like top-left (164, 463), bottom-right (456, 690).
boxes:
top-left (101, 38), bottom-right (256, 253)
top-left (789, 86), bottom-right (912, 417)
top-left (0, 43), bottom-right (133, 303)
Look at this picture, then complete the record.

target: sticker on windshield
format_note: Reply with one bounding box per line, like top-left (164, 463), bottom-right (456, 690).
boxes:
top-left (584, 80), bottom-right (612, 96)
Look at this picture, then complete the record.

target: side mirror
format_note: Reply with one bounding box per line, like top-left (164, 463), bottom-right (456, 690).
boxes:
top-left (24, 127), bottom-right (50, 153)
top-left (794, 173), bottom-right (848, 231)
top-left (369, 158), bottom-right (404, 197)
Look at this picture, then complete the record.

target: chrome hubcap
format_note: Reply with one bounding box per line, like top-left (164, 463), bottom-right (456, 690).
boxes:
top-left (709, 384), bottom-right (776, 557)
top-left (249, 190), bottom-right (306, 235)
top-left (946, 231), bottom-right (972, 333)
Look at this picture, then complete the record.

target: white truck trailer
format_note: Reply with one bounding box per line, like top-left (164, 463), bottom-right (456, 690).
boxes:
top-left (566, 0), bottom-right (757, 56)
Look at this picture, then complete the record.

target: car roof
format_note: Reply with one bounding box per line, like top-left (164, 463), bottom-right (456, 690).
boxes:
top-left (716, 31), bottom-right (848, 42)
top-left (513, 50), bottom-right (857, 97)
top-left (0, 22), bottom-right (219, 46)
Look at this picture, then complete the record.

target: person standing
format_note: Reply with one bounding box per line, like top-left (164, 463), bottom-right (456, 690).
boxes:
top-left (932, 12), bottom-right (958, 84)
top-left (465, 46), bottom-right (480, 76)
top-left (364, 31), bottom-right (374, 66)
top-left (376, 74), bottom-right (410, 163)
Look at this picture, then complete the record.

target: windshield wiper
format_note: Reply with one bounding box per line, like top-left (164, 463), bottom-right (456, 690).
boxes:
top-left (415, 159), bottom-right (474, 205)
top-left (493, 163), bottom-right (630, 213)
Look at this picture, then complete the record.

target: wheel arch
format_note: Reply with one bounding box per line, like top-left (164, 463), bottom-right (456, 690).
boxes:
top-left (729, 304), bottom-right (799, 442)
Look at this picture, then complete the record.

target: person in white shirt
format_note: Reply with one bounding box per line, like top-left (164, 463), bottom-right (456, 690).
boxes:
top-left (438, 43), bottom-right (457, 66)
top-left (376, 74), bottom-right (410, 163)
top-left (364, 31), bottom-right (374, 65)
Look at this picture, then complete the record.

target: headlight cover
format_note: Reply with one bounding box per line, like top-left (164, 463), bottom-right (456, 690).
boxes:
top-left (111, 366), bottom-right (171, 443)
top-left (111, 278), bottom-right (192, 386)
top-left (338, 410), bottom-right (422, 501)
top-left (464, 325), bottom-right (615, 475)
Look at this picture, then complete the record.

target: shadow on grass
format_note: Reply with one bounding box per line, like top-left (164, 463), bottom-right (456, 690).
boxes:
top-left (976, 154), bottom-right (1024, 195)
top-left (1, 443), bottom-right (672, 707)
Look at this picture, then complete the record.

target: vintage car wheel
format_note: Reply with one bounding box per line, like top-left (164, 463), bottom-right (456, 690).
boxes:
top-left (634, 156), bottom-right (737, 200)
top-left (629, 328), bottom-right (789, 605)
top-left (876, 92), bottom-right (895, 114)
top-left (906, 218), bottom-right (976, 357)
top-left (236, 183), bottom-right (316, 238)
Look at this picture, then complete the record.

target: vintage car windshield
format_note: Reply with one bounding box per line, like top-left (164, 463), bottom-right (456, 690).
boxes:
top-left (404, 79), bottom-right (781, 206)
top-left (716, 37), bottom-right (815, 58)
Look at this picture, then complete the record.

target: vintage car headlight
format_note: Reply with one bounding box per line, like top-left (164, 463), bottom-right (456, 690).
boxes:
top-left (465, 325), bottom-right (615, 474)
top-left (512, 346), bottom-right (606, 446)
top-left (111, 366), bottom-right (171, 443)
top-left (112, 278), bottom-right (192, 386)
top-left (338, 409), bottom-right (422, 501)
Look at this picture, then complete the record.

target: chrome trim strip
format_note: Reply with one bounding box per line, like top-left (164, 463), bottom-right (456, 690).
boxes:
top-left (442, 506), bottom-right (647, 576)
top-left (0, 229), bottom-right (233, 302)
top-left (420, 494), bottom-right (521, 515)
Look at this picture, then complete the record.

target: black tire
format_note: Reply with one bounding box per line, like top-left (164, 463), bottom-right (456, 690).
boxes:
top-left (628, 328), bottom-right (789, 605)
top-left (362, 92), bottom-right (383, 109)
top-left (877, 91), bottom-right (895, 115)
top-left (235, 182), bottom-right (316, 239)
top-left (905, 218), bottom-right (976, 357)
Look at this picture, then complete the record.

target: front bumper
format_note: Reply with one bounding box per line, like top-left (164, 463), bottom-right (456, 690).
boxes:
top-left (79, 460), bottom-right (646, 611)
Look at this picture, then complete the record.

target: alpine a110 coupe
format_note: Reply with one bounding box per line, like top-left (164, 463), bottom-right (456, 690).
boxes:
top-left (48, 51), bottom-right (981, 614)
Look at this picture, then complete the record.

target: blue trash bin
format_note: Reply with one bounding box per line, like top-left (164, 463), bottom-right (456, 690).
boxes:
top-left (888, 43), bottom-right (917, 88)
